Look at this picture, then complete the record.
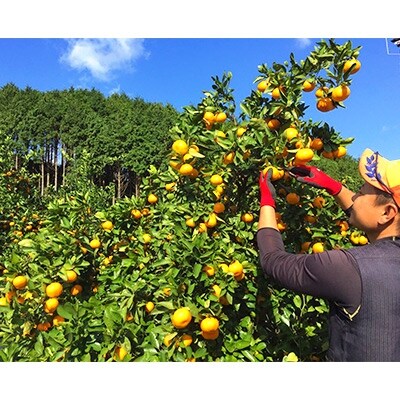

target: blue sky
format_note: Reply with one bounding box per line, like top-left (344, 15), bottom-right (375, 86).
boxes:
top-left (0, 2), bottom-right (398, 396)
top-left (1, 37), bottom-right (399, 161)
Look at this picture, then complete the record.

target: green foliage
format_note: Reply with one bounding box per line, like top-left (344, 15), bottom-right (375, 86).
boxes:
top-left (0, 39), bottom-right (365, 362)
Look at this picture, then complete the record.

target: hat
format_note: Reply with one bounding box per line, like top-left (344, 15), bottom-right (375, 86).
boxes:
top-left (359, 148), bottom-right (400, 207)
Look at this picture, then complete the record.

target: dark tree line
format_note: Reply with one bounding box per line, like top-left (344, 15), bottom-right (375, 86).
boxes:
top-left (0, 83), bottom-right (179, 200)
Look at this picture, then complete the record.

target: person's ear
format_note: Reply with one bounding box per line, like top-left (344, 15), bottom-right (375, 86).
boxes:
top-left (378, 203), bottom-right (398, 225)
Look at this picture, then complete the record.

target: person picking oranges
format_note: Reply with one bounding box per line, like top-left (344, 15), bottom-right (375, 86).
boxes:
top-left (257, 148), bottom-right (400, 361)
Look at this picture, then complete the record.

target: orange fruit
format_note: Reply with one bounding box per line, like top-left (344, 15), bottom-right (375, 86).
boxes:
top-left (286, 192), bottom-right (300, 205)
top-left (201, 330), bottom-right (219, 340)
top-left (181, 334), bottom-right (193, 347)
top-left (114, 346), bottom-right (128, 361)
top-left (53, 315), bottom-right (65, 326)
top-left (171, 307), bottom-right (192, 329)
top-left (312, 196), bottom-right (326, 209)
top-left (241, 213), bottom-right (254, 223)
top-left (304, 214), bottom-right (317, 223)
top-left (44, 298), bottom-right (59, 314)
top-left (200, 316), bottom-right (219, 332)
top-left (315, 86), bottom-right (329, 98)
top-left (266, 118), bottom-right (281, 130)
top-left (12, 275), bottom-right (28, 290)
top-left (65, 270), bottom-right (78, 283)
top-left (294, 148), bottom-right (314, 164)
top-left (189, 168), bottom-right (199, 179)
top-left (37, 322), bottom-right (51, 331)
top-left (312, 242), bottom-right (324, 253)
top-left (302, 80), bottom-right (316, 92)
top-left (210, 174), bottom-right (223, 186)
top-left (343, 59), bottom-right (361, 74)
top-left (214, 112), bottom-right (227, 123)
top-left (185, 218), bottom-right (196, 228)
top-left (213, 202), bottom-right (225, 214)
top-left (172, 139), bottom-right (189, 155)
top-left (358, 235), bottom-right (368, 245)
top-left (46, 282), bottom-right (63, 298)
top-left (336, 220), bottom-right (349, 232)
top-left (169, 160), bottom-right (181, 170)
top-left (205, 213), bottom-right (218, 228)
top-left (202, 265), bottom-right (215, 277)
top-left (142, 234), bottom-right (152, 244)
top-left (301, 242), bottom-right (311, 252)
top-left (236, 127), bottom-right (246, 137)
top-left (89, 239), bottom-right (101, 249)
top-left (163, 333), bottom-right (176, 347)
top-left (0, 297), bottom-right (8, 307)
top-left (212, 284), bottom-right (222, 298)
top-left (165, 182), bottom-right (176, 192)
top-left (322, 150), bottom-right (334, 159)
top-left (163, 287), bottom-right (172, 296)
top-left (145, 301), bottom-right (155, 313)
top-left (263, 166), bottom-right (285, 181)
top-left (101, 220), bottom-right (114, 230)
top-left (333, 146), bottom-right (347, 158)
top-left (331, 85), bottom-right (351, 102)
top-left (257, 79), bottom-right (269, 92)
top-left (284, 127), bottom-right (299, 141)
top-left (198, 223), bottom-right (207, 233)
top-left (223, 151), bottom-right (235, 165)
top-left (310, 138), bottom-right (324, 150)
top-left (316, 97), bottom-right (335, 112)
top-left (271, 86), bottom-right (284, 99)
top-left (70, 284), bottom-right (83, 296)
top-left (179, 163), bottom-right (194, 176)
top-left (147, 193), bottom-right (158, 204)
top-left (228, 260), bottom-right (244, 277)
top-left (131, 209), bottom-right (142, 219)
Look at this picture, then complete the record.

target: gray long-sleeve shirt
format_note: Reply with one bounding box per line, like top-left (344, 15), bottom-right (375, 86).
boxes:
top-left (257, 227), bottom-right (362, 317)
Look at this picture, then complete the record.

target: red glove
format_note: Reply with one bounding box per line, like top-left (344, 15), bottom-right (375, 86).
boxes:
top-left (259, 169), bottom-right (276, 208)
top-left (288, 165), bottom-right (342, 195)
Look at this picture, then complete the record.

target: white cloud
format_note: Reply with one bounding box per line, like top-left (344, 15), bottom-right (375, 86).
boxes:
top-left (61, 39), bottom-right (149, 81)
top-left (295, 38), bottom-right (312, 49)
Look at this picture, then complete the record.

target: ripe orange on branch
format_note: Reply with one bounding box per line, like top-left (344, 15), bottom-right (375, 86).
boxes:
top-left (147, 193), bottom-right (158, 204)
top-left (179, 163), bottom-right (194, 176)
top-left (65, 270), bottom-right (78, 283)
top-left (172, 139), bottom-right (189, 155)
top-left (101, 220), bottom-right (114, 230)
top-left (302, 80), bottom-right (316, 92)
top-left (12, 275), bottom-right (28, 290)
top-left (210, 174), bottom-right (223, 186)
top-left (89, 239), bottom-right (101, 249)
top-left (343, 59), bottom-right (361, 74)
top-left (44, 298), bottom-right (59, 314)
top-left (331, 85), bottom-right (351, 102)
top-left (257, 80), bottom-right (269, 92)
top-left (241, 213), bottom-right (254, 223)
top-left (286, 192), bottom-right (300, 205)
top-left (171, 307), bottom-right (192, 329)
top-left (46, 282), bottom-right (63, 298)
top-left (284, 127), bottom-right (299, 141)
top-left (200, 316), bottom-right (219, 332)
top-left (294, 148), bottom-right (314, 164)
top-left (316, 97), bottom-right (335, 112)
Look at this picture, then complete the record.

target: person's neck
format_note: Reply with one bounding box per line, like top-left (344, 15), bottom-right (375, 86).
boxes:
top-left (369, 228), bottom-right (400, 243)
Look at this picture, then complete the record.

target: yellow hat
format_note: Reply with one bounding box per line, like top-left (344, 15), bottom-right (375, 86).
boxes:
top-left (359, 148), bottom-right (400, 207)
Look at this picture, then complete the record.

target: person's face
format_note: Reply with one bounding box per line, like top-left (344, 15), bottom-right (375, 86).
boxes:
top-left (348, 183), bottom-right (386, 233)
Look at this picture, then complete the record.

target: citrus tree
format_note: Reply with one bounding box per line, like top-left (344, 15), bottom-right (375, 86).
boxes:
top-left (0, 39), bottom-right (367, 361)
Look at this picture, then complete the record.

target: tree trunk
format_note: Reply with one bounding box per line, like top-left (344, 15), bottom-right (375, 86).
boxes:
top-left (41, 159), bottom-right (45, 196)
top-left (54, 138), bottom-right (58, 191)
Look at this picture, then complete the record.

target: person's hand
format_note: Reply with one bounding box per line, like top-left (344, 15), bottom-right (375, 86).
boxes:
top-left (259, 169), bottom-right (276, 208)
top-left (288, 165), bottom-right (342, 196)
